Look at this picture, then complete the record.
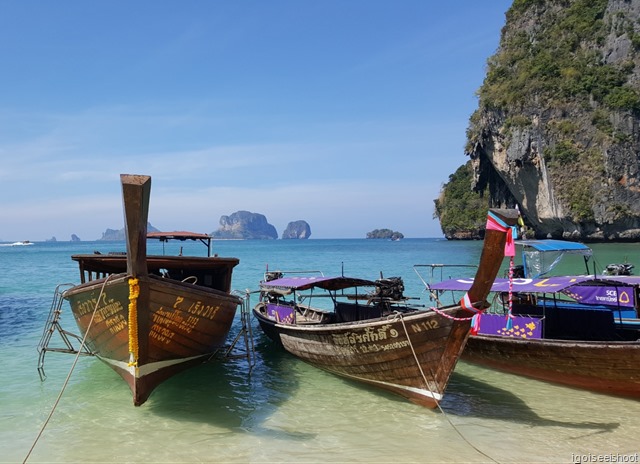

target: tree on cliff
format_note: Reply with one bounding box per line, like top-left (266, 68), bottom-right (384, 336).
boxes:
top-left (434, 162), bottom-right (487, 239)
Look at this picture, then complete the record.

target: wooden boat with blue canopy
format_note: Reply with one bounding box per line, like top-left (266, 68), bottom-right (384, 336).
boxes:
top-left (425, 272), bottom-right (640, 399)
top-left (38, 174), bottom-right (243, 406)
top-left (253, 208), bottom-right (520, 408)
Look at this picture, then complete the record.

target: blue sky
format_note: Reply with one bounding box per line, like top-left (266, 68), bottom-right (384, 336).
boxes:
top-left (0, 1), bottom-right (512, 241)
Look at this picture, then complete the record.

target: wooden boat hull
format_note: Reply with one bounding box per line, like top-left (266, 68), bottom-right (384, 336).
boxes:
top-left (463, 335), bottom-right (640, 398)
top-left (254, 304), bottom-right (472, 408)
top-left (64, 273), bottom-right (242, 405)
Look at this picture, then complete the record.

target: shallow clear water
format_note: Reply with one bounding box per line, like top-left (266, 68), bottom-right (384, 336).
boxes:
top-left (1, 239), bottom-right (639, 463)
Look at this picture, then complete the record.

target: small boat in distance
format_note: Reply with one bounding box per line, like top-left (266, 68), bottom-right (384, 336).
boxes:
top-left (420, 239), bottom-right (640, 399)
top-left (39, 174), bottom-right (243, 406)
top-left (11, 240), bottom-right (34, 246)
top-left (253, 208), bottom-right (520, 408)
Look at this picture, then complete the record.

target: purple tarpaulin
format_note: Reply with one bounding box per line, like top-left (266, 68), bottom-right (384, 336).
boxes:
top-left (266, 304), bottom-right (295, 324)
top-left (430, 275), bottom-right (640, 308)
top-left (261, 275), bottom-right (376, 292)
top-left (565, 285), bottom-right (636, 308)
top-left (475, 313), bottom-right (542, 338)
top-left (430, 276), bottom-right (594, 293)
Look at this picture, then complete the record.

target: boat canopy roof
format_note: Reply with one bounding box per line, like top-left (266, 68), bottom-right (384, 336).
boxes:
top-left (260, 275), bottom-right (376, 293)
top-left (430, 275), bottom-right (640, 294)
top-left (147, 231), bottom-right (212, 256)
top-left (516, 239), bottom-right (593, 278)
top-left (147, 231), bottom-right (211, 241)
top-left (515, 239), bottom-right (592, 255)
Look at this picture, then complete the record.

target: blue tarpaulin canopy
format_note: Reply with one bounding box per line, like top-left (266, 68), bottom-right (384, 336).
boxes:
top-left (515, 239), bottom-right (592, 254)
top-left (515, 239), bottom-right (592, 277)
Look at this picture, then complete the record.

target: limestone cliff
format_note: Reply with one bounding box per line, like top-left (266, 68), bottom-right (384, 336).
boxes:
top-left (437, 0), bottom-right (640, 241)
top-left (282, 220), bottom-right (311, 239)
top-left (212, 211), bottom-right (278, 239)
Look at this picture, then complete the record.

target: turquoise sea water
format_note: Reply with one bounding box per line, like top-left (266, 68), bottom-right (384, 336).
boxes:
top-left (1, 238), bottom-right (639, 464)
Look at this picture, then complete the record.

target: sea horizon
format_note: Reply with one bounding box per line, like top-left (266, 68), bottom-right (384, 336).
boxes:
top-left (1, 238), bottom-right (638, 463)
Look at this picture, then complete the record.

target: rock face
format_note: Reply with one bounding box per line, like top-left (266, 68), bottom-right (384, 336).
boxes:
top-left (71, 234), bottom-right (81, 242)
top-left (438, 0), bottom-right (640, 241)
top-left (282, 220), bottom-right (311, 239)
top-left (98, 223), bottom-right (159, 241)
top-left (212, 211), bottom-right (278, 239)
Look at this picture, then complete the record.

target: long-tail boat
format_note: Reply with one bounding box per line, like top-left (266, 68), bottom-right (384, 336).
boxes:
top-left (60, 174), bottom-right (242, 405)
top-left (252, 208), bottom-right (519, 408)
top-left (422, 240), bottom-right (640, 399)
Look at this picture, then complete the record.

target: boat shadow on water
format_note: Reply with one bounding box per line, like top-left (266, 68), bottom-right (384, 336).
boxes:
top-left (440, 369), bottom-right (620, 433)
top-left (142, 333), bottom-right (317, 441)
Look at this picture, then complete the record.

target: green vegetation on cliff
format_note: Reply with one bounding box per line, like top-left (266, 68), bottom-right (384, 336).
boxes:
top-left (437, 0), bottom-right (640, 238)
top-left (477, 0), bottom-right (639, 115)
top-left (366, 229), bottom-right (404, 240)
top-left (434, 162), bottom-right (487, 237)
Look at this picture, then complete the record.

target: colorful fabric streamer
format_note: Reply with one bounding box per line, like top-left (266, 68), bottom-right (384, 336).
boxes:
top-left (486, 211), bottom-right (517, 257)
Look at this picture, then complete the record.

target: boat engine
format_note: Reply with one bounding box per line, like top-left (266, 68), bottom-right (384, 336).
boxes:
top-left (603, 263), bottom-right (634, 276)
top-left (373, 277), bottom-right (405, 301)
top-left (264, 271), bottom-right (284, 281)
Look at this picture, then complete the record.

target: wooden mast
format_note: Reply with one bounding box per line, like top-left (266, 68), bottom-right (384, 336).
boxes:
top-left (121, 174), bottom-right (151, 278)
top-left (120, 174), bottom-right (152, 405)
top-left (463, 208), bottom-right (520, 311)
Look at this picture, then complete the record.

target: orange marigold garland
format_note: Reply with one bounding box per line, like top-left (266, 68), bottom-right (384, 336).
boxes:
top-left (128, 277), bottom-right (140, 367)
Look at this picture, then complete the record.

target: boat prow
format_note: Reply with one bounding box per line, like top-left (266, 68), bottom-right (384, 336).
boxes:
top-left (43, 174), bottom-right (243, 406)
top-left (253, 208), bottom-right (520, 407)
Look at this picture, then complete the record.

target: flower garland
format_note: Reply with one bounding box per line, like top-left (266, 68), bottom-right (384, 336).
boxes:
top-left (128, 277), bottom-right (140, 367)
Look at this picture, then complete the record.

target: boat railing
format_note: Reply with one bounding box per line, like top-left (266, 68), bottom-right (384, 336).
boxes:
top-left (218, 290), bottom-right (257, 373)
top-left (413, 264), bottom-right (478, 306)
top-left (37, 283), bottom-right (94, 381)
top-left (413, 264), bottom-right (478, 287)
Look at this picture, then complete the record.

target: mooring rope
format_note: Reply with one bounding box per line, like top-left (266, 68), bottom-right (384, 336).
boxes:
top-left (23, 274), bottom-right (114, 464)
top-left (428, 305), bottom-right (475, 321)
top-left (397, 312), bottom-right (501, 464)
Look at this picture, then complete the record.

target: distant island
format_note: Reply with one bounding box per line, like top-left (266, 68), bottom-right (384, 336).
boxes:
top-left (93, 213), bottom-right (313, 241)
top-left (98, 223), bottom-right (160, 241)
top-left (366, 229), bottom-right (404, 240)
top-left (211, 211), bottom-right (278, 239)
top-left (282, 220), bottom-right (311, 239)
top-left (211, 211), bottom-right (311, 239)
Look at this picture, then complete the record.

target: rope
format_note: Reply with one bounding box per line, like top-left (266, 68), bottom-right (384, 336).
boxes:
top-left (23, 274), bottom-right (114, 464)
top-left (429, 305), bottom-right (475, 321)
top-left (396, 312), bottom-right (500, 464)
top-left (397, 313), bottom-right (430, 389)
top-left (506, 255), bottom-right (515, 331)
